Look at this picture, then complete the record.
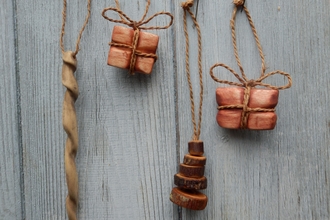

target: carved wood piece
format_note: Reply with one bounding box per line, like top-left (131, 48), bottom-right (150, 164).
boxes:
top-left (179, 163), bottom-right (205, 178)
top-left (170, 187), bottom-right (208, 210)
top-left (216, 87), bottom-right (279, 130)
top-left (62, 51), bottom-right (79, 220)
top-left (183, 154), bottom-right (206, 166)
top-left (174, 173), bottom-right (207, 190)
top-left (107, 26), bottom-right (159, 74)
top-left (188, 140), bottom-right (204, 156)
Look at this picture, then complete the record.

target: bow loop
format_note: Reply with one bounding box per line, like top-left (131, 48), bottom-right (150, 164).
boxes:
top-left (102, 7), bottom-right (134, 26)
top-left (210, 63), bottom-right (246, 87)
top-left (210, 63), bottom-right (292, 90)
top-left (102, 7), bottom-right (173, 31)
top-left (138, 12), bottom-right (174, 30)
top-left (255, 70), bottom-right (292, 90)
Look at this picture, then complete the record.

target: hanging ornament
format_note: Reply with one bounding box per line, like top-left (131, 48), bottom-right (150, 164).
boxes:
top-left (102, 0), bottom-right (174, 75)
top-left (210, 0), bottom-right (292, 130)
top-left (170, 0), bottom-right (208, 210)
top-left (60, 0), bottom-right (91, 219)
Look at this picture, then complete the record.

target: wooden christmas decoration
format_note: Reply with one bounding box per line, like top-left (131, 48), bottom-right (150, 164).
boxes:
top-left (210, 0), bottom-right (292, 130)
top-left (60, 0), bottom-right (91, 219)
top-left (170, 0), bottom-right (208, 211)
top-left (171, 141), bottom-right (208, 210)
top-left (108, 26), bottom-right (159, 74)
top-left (102, 0), bottom-right (173, 75)
top-left (216, 87), bottom-right (279, 130)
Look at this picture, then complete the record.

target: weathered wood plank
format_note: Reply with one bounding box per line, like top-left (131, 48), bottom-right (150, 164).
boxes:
top-left (12, 0), bottom-right (330, 219)
top-left (173, 0), bottom-right (330, 219)
top-left (0, 0), bottom-right (23, 219)
top-left (16, 0), bottom-right (177, 219)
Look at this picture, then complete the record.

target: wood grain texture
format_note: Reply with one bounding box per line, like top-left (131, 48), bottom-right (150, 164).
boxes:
top-left (0, 1), bottom-right (23, 219)
top-left (15, 0), bottom-right (177, 219)
top-left (1, 0), bottom-right (329, 219)
top-left (174, 0), bottom-right (330, 219)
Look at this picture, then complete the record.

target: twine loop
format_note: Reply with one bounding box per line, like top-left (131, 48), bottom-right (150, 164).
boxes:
top-left (181, 1), bottom-right (204, 140)
top-left (210, 3), bottom-right (292, 129)
top-left (102, 2), bottom-right (173, 75)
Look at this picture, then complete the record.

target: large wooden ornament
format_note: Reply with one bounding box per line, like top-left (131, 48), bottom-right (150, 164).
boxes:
top-left (209, 1), bottom-right (292, 131)
top-left (216, 87), bottom-right (279, 130)
top-left (170, 141), bottom-right (208, 210)
top-left (108, 26), bottom-right (159, 75)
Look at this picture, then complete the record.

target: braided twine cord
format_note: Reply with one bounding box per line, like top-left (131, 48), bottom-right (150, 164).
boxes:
top-left (181, 0), bottom-right (204, 141)
top-left (102, 0), bottom-right (174, 75)
top-left (209, 0), bottom-right (292, 129)
top-left (60, 0), bottom-right (91, 219)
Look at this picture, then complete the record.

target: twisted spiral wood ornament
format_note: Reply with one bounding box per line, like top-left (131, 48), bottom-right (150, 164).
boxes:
top-left (62, 51), bottom-right (79, 220)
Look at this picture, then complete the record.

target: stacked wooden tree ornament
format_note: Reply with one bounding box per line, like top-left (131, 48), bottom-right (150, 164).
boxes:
top-left (170, 141), bottom-right (208, 210)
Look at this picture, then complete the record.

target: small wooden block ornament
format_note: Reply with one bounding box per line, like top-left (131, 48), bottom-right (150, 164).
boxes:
top-left (216, 87), bottom-right (279, 130)
top-left (108, 26), bottom-right (159, 75)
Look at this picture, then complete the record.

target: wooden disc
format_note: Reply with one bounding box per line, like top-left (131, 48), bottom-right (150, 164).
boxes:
top-left (170, 187), bottom-right (208, 210)
top-left (179, 164), bottom-right (204, 178)
top-left (174, 173), bottom-right (207, 190)
top-left (183, 154), bottom-right (206, 166)
top-left (188, 141), bottom-right (204, 156)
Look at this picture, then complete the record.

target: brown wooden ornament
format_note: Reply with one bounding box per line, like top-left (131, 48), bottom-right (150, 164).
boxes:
top-left (170, 0), bottom-right (208, 211)
top-left (108, 26), bottom-right (159, 75)
top-left (209, 2), bottom-right (292, 130)
top-left (102, 3), bottom-right (173, 75)
top-left (216, 87), bottom-right (279, 130)
top-left (171, 141), bottom-right (208, 210)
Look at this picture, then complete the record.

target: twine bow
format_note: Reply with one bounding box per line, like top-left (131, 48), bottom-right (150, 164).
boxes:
top-left (102, 2), bottom-right (173, 75)
top-left (209, 2), bottom-right (292, 129)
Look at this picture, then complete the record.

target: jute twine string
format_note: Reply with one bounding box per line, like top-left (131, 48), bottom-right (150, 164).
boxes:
top-left (102, 0), bottom-right (174, 75)
top-left (181, 0), bottom-right (204, 140)
top-left (210, 0), bottom-right (292, 129)
top-left (60, 0), bottom-right (91, 219)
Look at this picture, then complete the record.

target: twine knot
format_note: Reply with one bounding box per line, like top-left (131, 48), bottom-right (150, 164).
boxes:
top-left (181, 0), bottom-right (194, 9)
top-left (130, 21), bottom-right (139, 30)
top-left (233, 0), bottom-right (245, 6)
top-left (245, 79), bottom-right (256, 87)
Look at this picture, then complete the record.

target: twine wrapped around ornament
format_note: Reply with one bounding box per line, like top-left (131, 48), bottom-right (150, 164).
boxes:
top-left (209, 1), bottom-right (292, 129)
top-left (102, 0), bottom-right (173, 74)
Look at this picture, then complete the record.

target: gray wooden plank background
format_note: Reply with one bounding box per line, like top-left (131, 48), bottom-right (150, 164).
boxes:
top-left (0, 0), bottom-right (329, 219)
